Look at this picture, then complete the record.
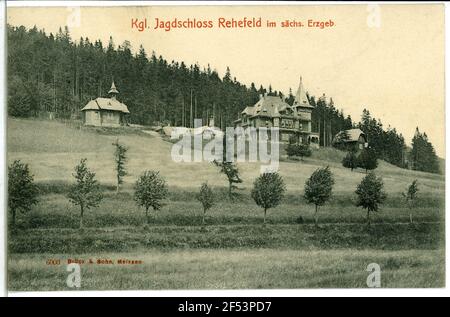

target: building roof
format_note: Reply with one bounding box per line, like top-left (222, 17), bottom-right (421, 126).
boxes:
top-left (241, 95), bottom-right (293, 118)
top-left (333, 128), bottom-right (366, 143)
top-left (81, 97), bottom-right (130, 113)
top-left (293, 76), bottom-right (314, 109)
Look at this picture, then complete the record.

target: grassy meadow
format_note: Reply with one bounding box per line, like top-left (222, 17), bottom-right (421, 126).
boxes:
top-left (6, 118), bottom-right (446, 291)
top-left (9, 249), bottom-right (444, 290)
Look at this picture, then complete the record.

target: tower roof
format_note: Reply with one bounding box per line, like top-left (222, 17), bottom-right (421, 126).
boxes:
top-left (293, 76), bottom-right (313, 108)
top-left (108, 81), bottom-right (119, 94)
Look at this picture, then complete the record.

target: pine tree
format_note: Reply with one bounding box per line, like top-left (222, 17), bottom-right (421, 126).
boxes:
top-left (342, 151), bottom-right (358, 171)
top-left (213, 160), bottom-right (243, 200)
top-left (410, 127), bottom-right (440, 174)
top-left (402, 180), bottom-right (418, 223)
top-left (358, 147), bottom-right (378, 173)
top-left (196, 182), bottom-right (214, 227)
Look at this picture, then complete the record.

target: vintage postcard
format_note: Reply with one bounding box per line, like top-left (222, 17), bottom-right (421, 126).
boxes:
top-left (4, 2), bottom-right (445, 293)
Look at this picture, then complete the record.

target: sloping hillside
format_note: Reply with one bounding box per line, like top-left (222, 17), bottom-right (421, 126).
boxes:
top-left (7, 118), bottom-right (445, 196)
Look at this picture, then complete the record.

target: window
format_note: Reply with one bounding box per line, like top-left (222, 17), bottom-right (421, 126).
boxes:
top-left (281, 119), bottom-right (293, 128)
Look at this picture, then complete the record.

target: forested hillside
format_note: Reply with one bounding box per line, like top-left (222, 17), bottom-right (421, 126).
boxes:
top-left (7, 24), bottom-right (441, 172)
top-left (7, 25), bottom-right (354, 131)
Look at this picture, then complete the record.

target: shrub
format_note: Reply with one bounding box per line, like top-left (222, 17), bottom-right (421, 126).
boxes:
top-left (342, 151), bottom-right (358, 171)
top-left (286, 144), bottom-right (312, 160)
top-left (357, 147), bottom-right (378, 173)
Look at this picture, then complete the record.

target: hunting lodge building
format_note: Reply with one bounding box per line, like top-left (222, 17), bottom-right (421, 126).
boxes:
top-left (234, 77), bottom-right (319, 146)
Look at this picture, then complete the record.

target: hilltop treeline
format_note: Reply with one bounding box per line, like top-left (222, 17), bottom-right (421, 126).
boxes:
top-left (7, 25), bottom-right (440, 172)
top-left (410, 128), bottom-right (440, 174)
top-left (7, 24), bottom-right (354, 132)
top-left (358, 109), bottom-right (407, 168)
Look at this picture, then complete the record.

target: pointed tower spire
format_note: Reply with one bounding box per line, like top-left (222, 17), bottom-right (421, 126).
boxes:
top-left (294, 75), bottom-right (312, 108)
top-left (108, 80), bottom-right (119, 99)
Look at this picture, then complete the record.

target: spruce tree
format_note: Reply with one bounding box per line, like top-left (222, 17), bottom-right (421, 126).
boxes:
top-left (112, 139), bottom-right (128, 193)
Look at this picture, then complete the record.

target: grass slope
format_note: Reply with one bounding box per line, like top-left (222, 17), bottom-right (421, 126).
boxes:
top-left (7, 118), bottom-right (445, 195)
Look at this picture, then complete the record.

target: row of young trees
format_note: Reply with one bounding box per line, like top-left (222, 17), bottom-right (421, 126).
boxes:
top-left (8, 153), bottom-right (419, 229)
top-left (7, 155), bottom-right (170, 229)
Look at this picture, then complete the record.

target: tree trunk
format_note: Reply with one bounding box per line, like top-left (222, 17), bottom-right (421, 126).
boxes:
top-left (410, 212), bottom-right (413, 224)
top-left (116, 175), bottom-right (120, 194)
top-left (146, 207), bottom-right (150, 224)
top-left (11, 209), bottom-right (16, 227)
top-left (80, 205), bottom-right (84, 229)
top-left (367, 209), bottom-right (371, 226)
top-left (228, 181), bottom-right (232, 199)
top-left (314, 205), bottom-right (319, 227)
top-left (263, 208), bottom-right (267, 225)
top-left (202, 209), bottom-right (206, 228)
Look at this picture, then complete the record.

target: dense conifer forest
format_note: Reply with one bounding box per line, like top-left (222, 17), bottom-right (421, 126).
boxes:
top-left (7, 25), bottom-right (440, 173)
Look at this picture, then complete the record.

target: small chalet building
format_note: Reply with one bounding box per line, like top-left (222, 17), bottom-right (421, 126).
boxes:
top-left (234, 77), bottom-right (319, 146)
top-left (332, 128), bottom-right (368, 151)
top-left (81, 81), bottom-right (130, 127)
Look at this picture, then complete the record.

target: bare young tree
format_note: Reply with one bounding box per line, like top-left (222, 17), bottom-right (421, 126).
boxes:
top-left (403, 179), bottom-right (419, 223)
top-left (196, 182), bottom-right (215, 227)
top-left (112, 138), bottom-right (128, 193)
top-left (213, 160), bottom-right (242, 200)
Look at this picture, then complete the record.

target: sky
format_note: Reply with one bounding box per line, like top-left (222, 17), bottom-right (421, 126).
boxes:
top-left (7, 4), bottom-right (445, 157)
